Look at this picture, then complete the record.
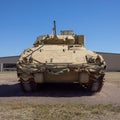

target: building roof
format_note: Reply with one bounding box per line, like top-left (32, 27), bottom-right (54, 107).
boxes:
top-left (0, 56), bottom-right (19, 63)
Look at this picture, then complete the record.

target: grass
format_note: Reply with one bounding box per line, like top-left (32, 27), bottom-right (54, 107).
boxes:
top-left (0, 103), bottom-right (120, 120)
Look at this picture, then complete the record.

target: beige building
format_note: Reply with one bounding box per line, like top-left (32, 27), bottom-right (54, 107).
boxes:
top-left (0, 53), bottom-right (120, 71)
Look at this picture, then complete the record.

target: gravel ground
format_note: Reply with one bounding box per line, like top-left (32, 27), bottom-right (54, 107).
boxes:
top-left (0, 72), bottom-right (120, 105)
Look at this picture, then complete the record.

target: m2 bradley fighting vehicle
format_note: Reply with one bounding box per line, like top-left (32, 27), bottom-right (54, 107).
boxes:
top-left (17, 21), bottom-right (106, 92)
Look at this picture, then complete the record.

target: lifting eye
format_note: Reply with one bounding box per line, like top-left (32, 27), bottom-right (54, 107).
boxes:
top-left (50, 58), bottom-right (53, 63)
top-left (23, 57), bottom-right (28, 63)
top-left (29, 57), bottom-right (33, 63)
top-left (96, 56), bottom-right (101, 63)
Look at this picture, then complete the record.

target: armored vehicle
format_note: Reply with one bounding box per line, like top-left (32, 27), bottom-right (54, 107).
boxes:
top-left (17, 21), bottom-right (106, 92)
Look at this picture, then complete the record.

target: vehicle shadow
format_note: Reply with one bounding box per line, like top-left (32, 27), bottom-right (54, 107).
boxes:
top-left (0, 83), bottom-right (94, 97)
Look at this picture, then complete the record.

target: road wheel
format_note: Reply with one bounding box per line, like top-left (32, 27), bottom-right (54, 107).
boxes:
top-left (20, 79), bottom-right (37, 92)
top-left (89, 76), bottom-right (104, 93)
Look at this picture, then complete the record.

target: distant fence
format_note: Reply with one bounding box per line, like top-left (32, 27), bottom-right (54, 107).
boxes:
top-left (0, 63), bottom-right (17, 71)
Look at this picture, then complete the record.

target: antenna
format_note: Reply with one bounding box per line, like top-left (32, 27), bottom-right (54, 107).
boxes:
top-left (53, 20), bottom-right (56, 35)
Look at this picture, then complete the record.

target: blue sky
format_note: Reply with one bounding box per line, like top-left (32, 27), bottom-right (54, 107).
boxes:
top-left (0, 0), bottom-right (120, 57)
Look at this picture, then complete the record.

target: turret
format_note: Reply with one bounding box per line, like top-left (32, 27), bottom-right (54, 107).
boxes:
top-left (34, 21), bottom-right (85, 46)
